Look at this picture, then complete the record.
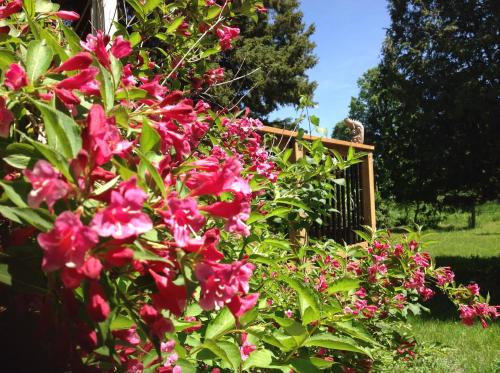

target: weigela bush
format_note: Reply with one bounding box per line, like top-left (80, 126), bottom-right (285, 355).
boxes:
top-left (0, 1), bottom-right (496, 372)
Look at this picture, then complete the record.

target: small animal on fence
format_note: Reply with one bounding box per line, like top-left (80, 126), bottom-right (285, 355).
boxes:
top-left (345, 118), bottom-right (364, 144)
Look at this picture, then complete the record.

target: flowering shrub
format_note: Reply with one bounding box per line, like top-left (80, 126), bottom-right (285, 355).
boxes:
top-left (0, 1), bottom-right (497, 372)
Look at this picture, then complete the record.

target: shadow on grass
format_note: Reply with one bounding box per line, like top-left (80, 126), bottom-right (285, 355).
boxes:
top-left (422, 256), bottom-right (500, 320)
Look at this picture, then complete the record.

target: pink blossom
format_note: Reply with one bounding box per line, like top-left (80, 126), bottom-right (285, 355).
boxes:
top-left (355, 287), bottom-right (367, 298)
top-left (161, 194), bottom-right (205, 247)
top-left (121, 64), bottom-right (137, 86)
top-left (435, 267), bottom-right (455, 286)
top-left (201, 195), bottom-right (251, 236)
top-left (216, 25), bottom-right (240, 50)
top-left (53, 10), bottom-right (80, 21)
top-left (140, 75), bottom-right (168, 100)
top-left (227, 293), bottom-right (259, 317)
top-left (183, 228), bottom-right (224, 262)
top-left (189, 157), bottom-right (251, 198)
top-left (56, 67), bottom-right (99, 90)
top-left (53, 52), bottom-right (93, 73)
top-left (37, 212), bottom-right (98, 272)
top-left (87, 281), bottom-right (110, 322)
top-left (418, 287), bottom-right (435, 301)
top-left (111, 36), bottom-right (132, 59)
top-left (239, 333), bottom-right (256, 361)
top-left (24, 160), bottom-right (70, 209)
top-left (412, 252), bottom-right (431, 268)
top-left (467, 283), bottom-right (480, 296)
top-left (150, 270), bottom-right (187, 316)
top-left (284, 309), bottom-right (294, 318)
top-left (90, 178), bottom-right (153, 239)
top-left (408, 240), bottom-right (419, 251)
top-left (368, 263), bottom-right (387, 283)
top-left (195, 259), bottom-right (255, 311)
top-left (459, 304), bottom-right (476, 326)
top-left (113, 326), bottom-right (141, 346)
top-left (393, 243), bottom-right (404, 257)
top-left (84, 104), bottom-right (132, 166)
top-left (0, 96), bottom-right (14, 138)
top-left (81, 31), bottom-right (111, 67)
top-left (54, 87), bottom-right (80, 106)
top-left (0, 0), bottom-right (22, 19)
top-left (105, 247), bottom-right (134, 267)
top-left (5, 63), bottom-right (28, 90)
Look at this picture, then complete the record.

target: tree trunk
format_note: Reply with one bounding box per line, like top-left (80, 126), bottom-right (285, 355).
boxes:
top-left (468, 201), bottom-right (476, 229)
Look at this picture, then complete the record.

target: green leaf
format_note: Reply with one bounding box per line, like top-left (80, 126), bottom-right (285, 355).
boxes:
top-left (327, 278), bottom-right (361, 294)
top-left (136, 150), bottom-right (167, 199)
top-left (175, 359), bottom-right (196, 373)
top-left (206, 6), bottom-right (221, 20)
top-left (116, 87), bottom-right (148, 100)
top-left (199, 340), bottom-right (232, 368)
top-left (61, 24), bottom-right (82, 53)
top-left (275, 197), bottom-right (313, 212)
top-left (0, 206), bottom-right (52, 231)
top-left (200, 45), bottom-right (222, 59)
top-left (242, 349), bottom-right (273, 371)
top-left (98, 64), bottom-right (115, 111)
top-left (22, 136), bottom-right (73, 182)
top-left (144, 0), bottom-right (161, 14)
top-left (31, 100), bottom-right (82, 159)
top-left (304, 334), bottom-right (370, 356)
top-left (2, 143), bottom-right (37, 169)
top-left (166, 16), bottom-right (186, 34)
top-left (216, 341), bottom-right (241, 370)
top-left (140, 119), bottom-right (160, 153)
top-left (205, 307), bottom-right (235, 340)
top-left (39, 28), bottom-right (68, 61)
top-left (0, 50), bottom-right (16, 71)
top-left (281, 277), bottom-right (320, 325)
top-left (93, 176), bottom-right (120, 196)
top-left (247, 207), bottom-right (290, 224)
top-left (290, 358), bottom-right (322, 373)
top-left (0, 181), bottom-right (27, 207)
top-left (26, 39), bottom-right (53, 83)
top-left (110, 316), bottom-right (135, 330)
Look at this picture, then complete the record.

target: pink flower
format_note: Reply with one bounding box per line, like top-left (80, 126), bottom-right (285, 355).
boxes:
top-left (195, 259), bottom-right (255, 311)
top-left (87, 281), bottom-right (110, 322)
top-left (408, 240), bottom-right (419, 251)
top-left (37, 211), bottom-right (98, 272)
top-left (239, 333), bottom-right (256, 361)
top-left (467, 283), bottom-right (480, 296)
top-left (161, 194), bottom-right (205, 247)
top-left (284, 309), bottom-right (294, 318)
top-left (56, 67), bottom-right (99, 90)
top-left (4, 63), bottom-right (28, 90)
top-left (412, 252), bottom-right (431, 268)
top-left (435, 267), bottom-right (455, 286)
top-left (53, 10), bottom-right (80, 21)
top-left (105, 247), bottom-right (134, 267)
top-left (459, 304), bottom-right (476, 326)
top-left (355, 287), bottom-right (367, 298)
top-left (418, 287), bottom-right (435, 301)
top-left (91, 178), bottom-right (153, 239)
top-left (113, 326), bottom-right (141, 346)
top-left (216, 25), bottom-right (240, 50)
top-left (110, 36), bottom-right (132, 58)
top-left (0, 0), bottom-right (22, 19)
top-left (393, 243), bottom-right (404, 257)
top-left (0, 96), bottom-right (14, 138)
top-left (183, 228), bottom-right (224, 262)
top-left (121, 64), bottom-right (137, 86)
top-left (189, 157), bottom-right (251, 198)
top-left (53, 52), bottom-right (93, 73)
top-left (84, 104), bottom-right (132, 166)
top-left (201, 195), bottom-right (251, 237)
top-left (54, 87), bottom-right (80, 106)
top-left (24, 160), bottom-right (70, 209)
top-left (81, 31), bottom-right (111, 67)
top-left (149, 270), bottom-right (187, 316)
top-left (227, 293), bottom-right (259, 318)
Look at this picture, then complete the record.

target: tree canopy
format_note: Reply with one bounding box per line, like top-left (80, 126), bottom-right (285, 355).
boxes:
top-left (349, 0), bottom-right (500, 204)
top-left (210, 0), bottom-right (318, 121)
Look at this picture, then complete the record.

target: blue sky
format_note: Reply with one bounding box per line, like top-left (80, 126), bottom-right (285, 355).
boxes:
top-left (269, 0), bottom-right (390, 135)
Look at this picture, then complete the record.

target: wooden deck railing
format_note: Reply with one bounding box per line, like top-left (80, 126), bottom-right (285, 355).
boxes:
top-left (260, 126), bottom-right (376, 245)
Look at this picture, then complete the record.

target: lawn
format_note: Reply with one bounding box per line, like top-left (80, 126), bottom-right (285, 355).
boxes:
top-left (407, 202), bottom-right (500, 373)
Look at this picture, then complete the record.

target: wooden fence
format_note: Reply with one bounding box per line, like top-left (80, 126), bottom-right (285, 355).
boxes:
top-left (260, 126), bottom-right (376, 245)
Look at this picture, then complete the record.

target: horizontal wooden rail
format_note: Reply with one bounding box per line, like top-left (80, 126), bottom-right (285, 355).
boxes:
top-left (259, 126), bottom-right (376, 244)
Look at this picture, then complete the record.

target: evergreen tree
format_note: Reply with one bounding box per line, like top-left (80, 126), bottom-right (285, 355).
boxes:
top-left (210, 0), bottom-right (317, 122)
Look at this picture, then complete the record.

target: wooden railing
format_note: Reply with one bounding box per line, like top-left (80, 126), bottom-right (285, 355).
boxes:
top-left (260, 126), bottom-right (376, 245)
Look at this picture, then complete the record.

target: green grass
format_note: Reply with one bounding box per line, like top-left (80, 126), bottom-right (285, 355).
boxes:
top-left (409, 319), bottom-right (500, 373)
top-left (404, 202), bottom-right (500, 372)
top-left (423, 202), bottom-right (500, 257)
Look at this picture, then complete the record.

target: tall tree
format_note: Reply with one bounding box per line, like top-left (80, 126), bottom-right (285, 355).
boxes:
top-left (209, 0), bottom-right (317, 121)
top-left (351, 0), bottom-right (500, 212)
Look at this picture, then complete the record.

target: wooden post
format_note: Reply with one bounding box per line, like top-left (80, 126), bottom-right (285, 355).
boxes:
top-left (290, 140), bottom-right (308, 246)
top-left (92, 0), bottom-right (118, 35)
top-left (361, 152), bottom-right (376, 231)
